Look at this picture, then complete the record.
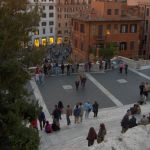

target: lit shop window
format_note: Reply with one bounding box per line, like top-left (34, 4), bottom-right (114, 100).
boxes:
top-left (42, 38), bottom-right (47, 46)
top-left (34, 39), bottom-right (40, 47)
top-left (49, 37), bottom-right (54, 45)
top-left (57, 37), bottom-right (62, 44)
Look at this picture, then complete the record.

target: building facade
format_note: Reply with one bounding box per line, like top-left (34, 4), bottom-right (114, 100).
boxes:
top-left (55, 0), bottom-right (89, 44)
top-left (29, 0), bottom-right (56, 47)
top-left (72, 0), bottom-right (142, 61)
top-left (138, 0), bottom-right (150, 59)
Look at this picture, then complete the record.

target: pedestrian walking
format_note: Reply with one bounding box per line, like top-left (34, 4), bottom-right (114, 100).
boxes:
top-left (86, 127), bottom-right (97, 147)
top-left (93, 101), bottom-right (99, 117)
top-left (73, 105), bottom-right (81, 124)
top-left (81, 74), bottom-right (87, 88)
top-left (97, 123), bottom-right (106, 143)
top-left (67, 63), bottom-right (70, 75)
top-left (38, 107), bottom-right (46, 130)
top-left (52, 105), bottom-right (60, 128)
top-left (66, 105), bottom-right (72, 125)
top-left (61, 63), bottom-right (65, 74)
top-left (58, 101), bottom-right (64, 120)
top-left (79, 102), bottom-right (84, 123)
top-left (119, 63), bottom-right (124, 74)
top-left (84, 102), bottom-right (92, 119)
top-left (75, 76), bottom-right (80, 91)
top-left (124, 63), bottom-right (128, 75)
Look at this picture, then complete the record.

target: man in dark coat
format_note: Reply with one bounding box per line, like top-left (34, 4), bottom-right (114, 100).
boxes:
top-left (93, 101), bottom-right (99, 117)
top-left (38, 107), bottom-right (46, 130)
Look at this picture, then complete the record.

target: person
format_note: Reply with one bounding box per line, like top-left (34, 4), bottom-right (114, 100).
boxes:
top-left (86, 127), bottom-right (97, 147)
top-left (52, 121), bottom-right (60, 131)
top-left (75, 76), bottom-right (80, 91)
top-left (119, 63), bottom-right (124, 74)
top-left (35, 65), bottom-right (40, 83)
top-left (73, 105), bottom-right (81, 124)
top-left (30, 118), bottom-right (38, 130)
top-left (81, 74), bottom-right (87, 88)
top-left (67, 64), bottom-right (70, 75)
top-left (45, 121), bottom-right (52, 133)
top-left (43, 63), bottom-right (48, 76)
top-left (147, 113), bottom-right (150, 123)
top-left (55, 63), bottom-right (59, 76)
top-left (66, 105), bottom-right (72, 125)
top-left (79, 102), bottom-right (84, 123)
top-left (93, 101), bottom-right (99, 117)
top-left (129, 116), bottom-right (137, 128)
top-left (61, 63), bottom-right (65, 74)
top-left (140, 115), bottom-right (149, 125)
top-left (139, 82), bottom-right (145, 96)
top-left (143, 82), bottom-right (150, 101)
top-left (124, 63), bottom-right (128, 75)
top-left (97, 123), bottom-right (106, 143)
top-left (38, 107), bottom-right (46, 130)
top-left (84, 102), bottom-right (92, 119)
top-left (58, 101), bottom-right (64, 120)
top-left (121, 110), bottom-right (131, 133)
top-left (76, 63), bottom-right (79, 72)
top-left (88, 61), bottom-right (92, 72)
top-left (52, 105), bottom-right (60, 127)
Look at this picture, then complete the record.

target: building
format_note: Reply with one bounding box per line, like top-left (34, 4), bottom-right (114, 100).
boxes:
top-left (55, 0), bottom-right (89, 44)
top-left (71, 0), bottom-right (142, 61)
top-left (138, 0), bottom-right (150, 59)
top-left (29, 0), bottom-right (56, 47)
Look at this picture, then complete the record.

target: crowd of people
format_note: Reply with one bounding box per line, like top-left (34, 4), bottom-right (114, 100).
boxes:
top-left (121, 103), bottom-right (150, 133)
top-left (29, 101), bottom-right (99, 135)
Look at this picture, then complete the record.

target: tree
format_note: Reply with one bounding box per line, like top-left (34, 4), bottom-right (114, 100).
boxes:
top-left (0, 0), bottom-right (41, 149)
top-left (99, 42), bottom-right (118, 59)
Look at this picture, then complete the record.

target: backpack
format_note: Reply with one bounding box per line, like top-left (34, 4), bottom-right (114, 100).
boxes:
top-left (74, 108), bottom-right (80, 116)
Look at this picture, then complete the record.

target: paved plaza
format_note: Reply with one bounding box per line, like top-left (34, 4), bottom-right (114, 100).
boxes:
top-left (29, 67), bottom-right (150, 150)
top-left (37, 68), bottom-right (150, 111)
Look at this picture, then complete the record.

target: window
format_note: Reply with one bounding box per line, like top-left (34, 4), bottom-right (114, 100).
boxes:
top-left (49, 21), bottom-right (54, 25)
top-left (42, 13), bottom-right (46, 18)
top-left (107, 9), bottom-right (112, 15)
top-left (42, 38), bottom-right (47, 46)
top-left (115, 9), bottom-right (119, 15)
top-left (42, 22), bottom-right (46, 26)
top-left (120, 24), bottom-right (128, 33)
top-left (114, 24), bottom-right (118, 30)
top-left (130, 41), bottom-right (134, 50)
top-left (49, 6), bottom-right (53, 10)
top-left (146, 20), bottom-right (148, 32)
top-left (42, 6), bottom-right (45, 10)
top-left (50, 27), bottom-right (53, 33)
top-left (120, 42), bottom-right (127, 50)
top-left (98, 25), bottom-right (103, 39)
top-left (49, 37), bottom-right (54, 45)
top-left (146, 8), bottom-right (149, 16)
top-left (80, 42), bottom-right (84, 51)
top-left (49, 13), bottom-right (54, 17)
top-left (80, 24), bottom-right (85, 33)
top-left (34, 39), bottom-right (40, 47)
top-left (43, 28), bottom-right (45, 34)
top-left (130, 24), bottom-right (137, 33)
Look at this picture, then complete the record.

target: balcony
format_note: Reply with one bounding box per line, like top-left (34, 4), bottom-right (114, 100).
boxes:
top-left (94, 35), bottom-right (105, 41)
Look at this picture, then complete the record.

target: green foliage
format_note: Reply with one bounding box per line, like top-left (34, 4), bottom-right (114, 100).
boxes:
top-left (0, 0), bottom-right (41, 150)
top-left (22, 47), bottom-right (45, 67)
top-left (89, 47), bottom-right (96, 56)
top-left (99, 42), bottom-right (118, 59)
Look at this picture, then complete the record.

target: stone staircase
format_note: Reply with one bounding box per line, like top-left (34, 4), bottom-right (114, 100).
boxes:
top-left (39, 103), bottom-right (150, 150)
